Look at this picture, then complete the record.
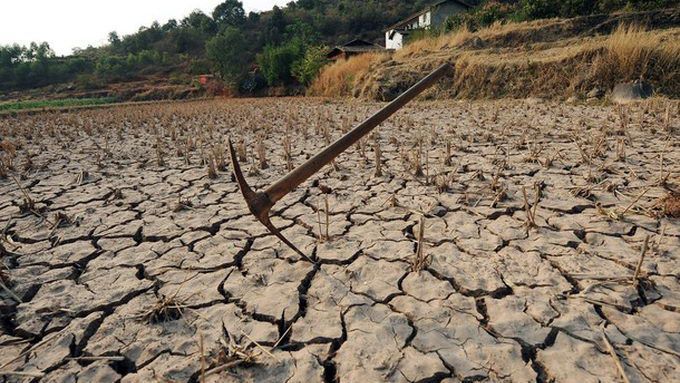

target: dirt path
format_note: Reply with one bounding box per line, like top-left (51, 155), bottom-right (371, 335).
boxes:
top-left (0, 98), bottom-right (678, 382)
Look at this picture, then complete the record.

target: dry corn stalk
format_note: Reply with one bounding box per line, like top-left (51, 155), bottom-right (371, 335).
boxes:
top-left (374, 135), bottom-right (382, 177)
top-left (207, 156), bottom-right (218, 179)
top-left (212, 145), bottom-right (227, 171)
top-left (315, 195), bottom-right (331, 242)
top-left (283, 134), bottom-right (293, 171)
top-left (632, 235), bottom-right (650, 287)
top-left (237, 139), bottom-right (247, 162)
top-left (522, 184), bottom-right (540, 230)
top-left (444, 140), bottom-right (452, 166)
top-left (256, 136), bottom-right (268, 170)
top-left (412, 216), bottom-right (429, 272)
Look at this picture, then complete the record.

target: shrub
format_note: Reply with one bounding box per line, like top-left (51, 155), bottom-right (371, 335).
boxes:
top-left (291, 45), bottom-right (328, 85)
top-left (257, 40), bottom-right (305, 86)
top-left (95, 55), bottom-right (131, 81)
top-left (75, 74), bottom-right (105, 90)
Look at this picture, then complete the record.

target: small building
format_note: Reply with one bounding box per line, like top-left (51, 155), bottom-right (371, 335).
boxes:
top-left (385, 0), bottom-right (472, 50)
top-left (326, 39), bottom-right (385, 61)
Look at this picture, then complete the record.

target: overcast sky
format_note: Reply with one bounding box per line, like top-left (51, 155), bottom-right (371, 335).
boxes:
top-left (0, 0), bottom-right (290, 56)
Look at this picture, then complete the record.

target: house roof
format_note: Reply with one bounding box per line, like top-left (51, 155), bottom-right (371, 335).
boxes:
top-left (326, 39), bottom-right (384, 58)
top-left (342, 39), bottom-right (382, 48)
top-left (384, 0), bottom-right (472, 32)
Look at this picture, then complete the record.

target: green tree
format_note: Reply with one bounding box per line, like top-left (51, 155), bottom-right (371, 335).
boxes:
top-left (261, 6), bottom-right (287, 46)
top-left (206, 27), bottom-right (250, 86)
top-left (108, 32), bottom-right (121, 46)
top-left (181, 11), bottom-right (217, 35)
top-left (162, 19), bottom-right (178, 32)
top-left (213, 0), bottom-right (246, 27)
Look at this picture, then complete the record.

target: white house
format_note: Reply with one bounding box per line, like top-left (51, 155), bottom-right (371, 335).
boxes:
top-left (385, 0), bottom-right (472, 50)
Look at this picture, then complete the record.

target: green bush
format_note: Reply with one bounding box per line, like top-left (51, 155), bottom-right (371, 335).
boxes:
top-left (257, 41), bottom-right (304, 86)
top-left (257, 20), bottom-right (330, 87)
top-left (291, 45), bottom-right (328, 86)
top-left (95, 55), bottom-right (131, 81)
top-left (74, 74), bottom-right (105, 90)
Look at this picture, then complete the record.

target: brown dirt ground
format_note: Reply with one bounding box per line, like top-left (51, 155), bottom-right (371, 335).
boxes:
top-left (0, 97), bottom-right (678, 382)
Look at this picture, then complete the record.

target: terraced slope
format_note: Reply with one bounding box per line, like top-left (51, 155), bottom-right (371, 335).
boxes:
top-left (334, 9), bottom-right (680, 101)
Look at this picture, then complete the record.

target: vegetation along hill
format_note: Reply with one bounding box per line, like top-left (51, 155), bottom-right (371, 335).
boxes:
top-left (0, 0), bottom-right (678, 103)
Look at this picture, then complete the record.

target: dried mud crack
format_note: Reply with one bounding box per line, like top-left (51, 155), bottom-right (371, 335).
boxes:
top-left (0, 97), bottom-right (678, 382)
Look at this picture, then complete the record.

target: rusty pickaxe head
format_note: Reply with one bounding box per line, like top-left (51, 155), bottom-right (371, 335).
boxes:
top-left (228, 63), bottom-right (453, 260)
top-left (228, 139), bottom-right (312, 262)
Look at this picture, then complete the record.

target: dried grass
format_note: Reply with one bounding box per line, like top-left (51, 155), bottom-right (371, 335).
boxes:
top-left (654, 192), bottom-right (680, 218)
top-left (207, 155), bottom-right (218, 179)
top-left (173, 197), bottom-right (194, 212)
top-left (319, 16), bottom-right (680, 100)
top-left (316, 195), bottom-right (330, 243)
top-left (205, 333), bottom-right (261, 377)
top-left (601, 325), bottom-right (631, 383)
top-left (11, 175), bottom-right (38, 215)
top-left (212, 145), bottom-right (227, 171)
top-left (308, 52), bottom-right (388, 97)
top-left (374, 135), bottom-right (383, 177)
top-left (604, 24), bottom-right (679, 82)
top-left (395, 25), bottom-right (472, 60)
top-left (282, 133), bottom-right (293, 171)
top-left (135, 290), bottom-right (187, 324)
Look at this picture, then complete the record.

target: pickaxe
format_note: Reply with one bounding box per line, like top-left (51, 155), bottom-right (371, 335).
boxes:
top-left (229, 63), bottom-right (452, 261)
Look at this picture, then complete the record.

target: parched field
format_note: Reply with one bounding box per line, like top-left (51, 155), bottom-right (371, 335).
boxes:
top-left (0, 98), bottom-right (678, 382)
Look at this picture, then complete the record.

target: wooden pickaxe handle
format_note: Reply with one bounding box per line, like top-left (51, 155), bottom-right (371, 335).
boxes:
top-left (229, 63), bottom-right (452, 260)
top-left (264, 62), bottom-right (453, 204)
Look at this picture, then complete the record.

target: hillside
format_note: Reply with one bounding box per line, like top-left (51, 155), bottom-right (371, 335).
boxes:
top-left (310, 9), bottom-right (680, 100)
top-left (311, 8), bottom-right (680, 101)
top-left (0, 0), bottom-right (435, 101)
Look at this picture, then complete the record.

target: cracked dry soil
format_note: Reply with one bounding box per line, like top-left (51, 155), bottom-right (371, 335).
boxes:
top-left (0, 98), bottom-right (678, 383)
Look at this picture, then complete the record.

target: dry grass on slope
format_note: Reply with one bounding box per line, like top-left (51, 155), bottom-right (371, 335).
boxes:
top-left (603, 24), bottom-right (680, 82)
top-left (345, 17), bottom-right (680, 100)
top-left (450, 25), bottom-right (680, 99)
top-left (393, 25), bottom-right (473, 60)
top-left (308, 52), bottom-right (389, 97)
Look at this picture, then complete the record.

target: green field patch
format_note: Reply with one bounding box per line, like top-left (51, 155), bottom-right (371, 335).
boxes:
top-left (0, 97), bottom-right (117, 112)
